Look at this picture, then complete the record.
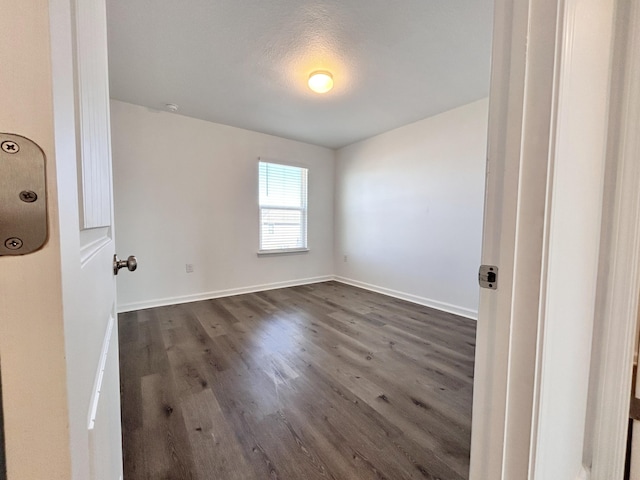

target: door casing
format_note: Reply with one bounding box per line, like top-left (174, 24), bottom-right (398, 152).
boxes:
top-left (471, 0), bottom-right (621, 478)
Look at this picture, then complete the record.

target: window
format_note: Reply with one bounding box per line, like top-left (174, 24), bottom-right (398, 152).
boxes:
top-left (258, 161), bottom-right (308, 253)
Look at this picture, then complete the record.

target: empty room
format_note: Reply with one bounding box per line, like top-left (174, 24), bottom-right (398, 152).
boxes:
top-left (109, 0), bottom-right (490, 479)
top-left (3, 1), bottom-right (635, 480)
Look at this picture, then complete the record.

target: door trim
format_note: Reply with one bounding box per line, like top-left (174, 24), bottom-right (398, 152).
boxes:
top-left (469, 0), bottom-right (565, 476)
top-left (87, 315), bottom-right (115, 430)
top-left (471, 0), bottom-right (620, 477)
top-left (588, 0), bottom-right (640, 476)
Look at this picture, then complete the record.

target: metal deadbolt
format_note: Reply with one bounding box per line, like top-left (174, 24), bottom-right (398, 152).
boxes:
top-left (479, 265), bottom-right (498, 289)
top-left (114, 254), bottom-right (138, 275)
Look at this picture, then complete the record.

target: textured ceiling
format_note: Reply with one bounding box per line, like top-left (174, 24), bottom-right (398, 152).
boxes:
top-left (106, 0), bottom-right (494, 149)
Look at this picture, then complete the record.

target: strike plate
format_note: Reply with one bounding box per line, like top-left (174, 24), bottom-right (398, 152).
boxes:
top-left (479, 265), bottom-right (498, 289)
top-left (0, 133), bottom-right (47, 255)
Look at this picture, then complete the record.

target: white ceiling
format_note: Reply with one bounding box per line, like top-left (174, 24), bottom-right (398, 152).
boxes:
top-left (106, 1), bottom-right (494, 149)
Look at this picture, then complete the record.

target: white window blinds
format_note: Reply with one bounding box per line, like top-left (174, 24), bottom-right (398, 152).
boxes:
top-left (259, 161), bottom-right (308, 252)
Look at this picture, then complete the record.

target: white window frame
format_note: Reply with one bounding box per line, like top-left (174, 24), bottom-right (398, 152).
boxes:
top-left (257, 160), bottom-right (309, 255)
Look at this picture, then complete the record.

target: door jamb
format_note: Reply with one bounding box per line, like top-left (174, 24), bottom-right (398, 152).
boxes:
top-left (588, 0), bottom-right (640, 476)
top-left (471, 0), bottom-right (622, 477)
top-left (470, 0), bottom-right (565, 476)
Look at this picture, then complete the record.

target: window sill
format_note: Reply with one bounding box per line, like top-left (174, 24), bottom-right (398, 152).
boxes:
top-left (257, 248), bottom-right (309, 257)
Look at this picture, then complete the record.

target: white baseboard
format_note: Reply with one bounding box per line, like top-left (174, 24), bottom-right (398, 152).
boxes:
top-left (118, 275), bottom-right (478, 321)
top-left (117, 275), bottom-right (334, 313)
top-left (333, 276), bottom-right (478, 320)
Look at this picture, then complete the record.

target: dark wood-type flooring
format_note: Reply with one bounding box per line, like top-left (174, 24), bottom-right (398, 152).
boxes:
top-left (118, 281), bottom-right (476, 480)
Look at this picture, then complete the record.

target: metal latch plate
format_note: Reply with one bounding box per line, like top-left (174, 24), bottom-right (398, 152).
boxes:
top-left (0, 133), bottom-right (47, 255)
top-left (479, 265), bottom-right (498, 289)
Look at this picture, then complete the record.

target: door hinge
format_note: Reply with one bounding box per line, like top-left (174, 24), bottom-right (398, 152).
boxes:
top-left (479, 265), bottom-right (498, 290)
top-left (0, 133), bottom-right (47, 256)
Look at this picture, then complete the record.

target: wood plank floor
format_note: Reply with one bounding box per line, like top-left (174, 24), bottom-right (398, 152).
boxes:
top-left (118, 281), bottom-right (476, 480)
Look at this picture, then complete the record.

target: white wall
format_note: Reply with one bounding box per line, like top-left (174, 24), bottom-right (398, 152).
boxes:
top-left (111, 100), bottom-right (335, 311)
top-left (334, 99), bottom-right (488, 318)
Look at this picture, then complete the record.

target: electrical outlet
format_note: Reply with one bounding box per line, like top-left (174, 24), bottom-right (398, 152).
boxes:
top-left (343, 255), bottom-right (348, 262)
top-left (185, 263), bottom-right (194, 273)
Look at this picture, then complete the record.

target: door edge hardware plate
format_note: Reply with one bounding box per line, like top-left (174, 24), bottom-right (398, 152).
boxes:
top-left (479, 265), bottom-right (498, 290)
top-left (0, 133), bottom-right (47, 256)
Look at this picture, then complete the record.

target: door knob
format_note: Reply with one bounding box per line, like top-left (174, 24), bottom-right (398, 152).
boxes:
top-left (113, 254), bottom-right (137, 275)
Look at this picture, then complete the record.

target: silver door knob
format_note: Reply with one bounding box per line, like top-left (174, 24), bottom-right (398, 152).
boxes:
top-left (113, 254), bottom-right (137, 275)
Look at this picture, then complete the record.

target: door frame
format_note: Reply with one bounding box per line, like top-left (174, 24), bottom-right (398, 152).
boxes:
top-left (470, 0), bottom-right (564, 476)
top-left (471, 0), bottom-right (621, 478)
top-left (588, 0), bottom-right (640, 476)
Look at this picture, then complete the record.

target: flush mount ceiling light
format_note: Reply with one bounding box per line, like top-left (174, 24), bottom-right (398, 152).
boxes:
top-left (308, 71), bottom-right (334, 94)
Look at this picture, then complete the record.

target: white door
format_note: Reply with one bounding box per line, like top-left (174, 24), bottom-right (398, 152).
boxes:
top-left (0, 0), bottom-right (126, 479)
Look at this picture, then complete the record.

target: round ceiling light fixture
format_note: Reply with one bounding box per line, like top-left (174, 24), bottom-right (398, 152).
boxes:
top-left (308, 71), bottom-right (334, 94)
